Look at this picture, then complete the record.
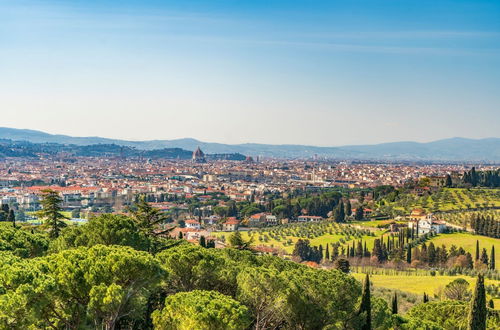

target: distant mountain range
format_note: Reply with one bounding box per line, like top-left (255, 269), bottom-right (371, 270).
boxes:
top-left (0, 127), bottom-right (499, 162)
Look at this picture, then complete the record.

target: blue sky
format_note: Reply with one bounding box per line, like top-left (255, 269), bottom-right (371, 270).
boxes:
top-left (0, 0), bottom-right (499, 146)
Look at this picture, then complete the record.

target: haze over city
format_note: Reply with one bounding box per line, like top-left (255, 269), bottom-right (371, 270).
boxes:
top-left (1, 0), bottom-right (499, 145)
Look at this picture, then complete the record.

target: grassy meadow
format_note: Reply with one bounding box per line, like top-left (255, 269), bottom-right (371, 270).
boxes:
top-left (427, 232), bottom-right (500, 265)
top-left (351, 272), bottom-right (500, 310)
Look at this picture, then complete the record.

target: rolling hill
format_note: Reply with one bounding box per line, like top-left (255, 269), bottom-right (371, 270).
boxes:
top-left (0, 127), bottom-right (498, 161)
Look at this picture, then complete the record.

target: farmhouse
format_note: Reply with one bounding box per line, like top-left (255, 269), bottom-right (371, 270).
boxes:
top-left (297, 215), bottom-right (323, 222)
top-left (408, 211), bottom-right (447, 235)
top-left (223, 218), bottom-right (240, 231)
top-left (248, 212), bottom-right (278, 227)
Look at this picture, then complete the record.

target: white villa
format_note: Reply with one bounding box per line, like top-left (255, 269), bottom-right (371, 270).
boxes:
top-left (408, 211), bottom-right (447, 235)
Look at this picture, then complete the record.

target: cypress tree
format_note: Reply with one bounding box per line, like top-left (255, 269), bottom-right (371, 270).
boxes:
top-left (359, 274), bottom-right (371, 330)
top-left (391, 292), bottom-right (398, 314)
top-left (325, 243), bottom-right (330, 260)
top-left (475, 240), bottom-right (480, 260)
top-left (488, 299), bottom-right (494, 309)
top-left (345, 200), bottom-right (352, 217)
top-left (428, 242), bottom-right (437, 265)
top-left (468, 274), bottom-right (487, 330)
top-left (355, 206), bottom-right (364, 221)
top-left (338, 201), bottom-right (345, 222)
top-left (490, 246), bottom-right (495, 270)
top-left (406, 245), bottom-right (412, 264)
top-left (480, 248), bottom-right (488, 266)
top-left (423, 292), bottom-right (429, 303)
top-left (199, 235), bottom-right (206, 247)
top-left (7, 209), bottom-right (15, 227)
top-left (356, 240), bottom-right (363, 257)
top-left (445, 174), bottom-right (453, 187)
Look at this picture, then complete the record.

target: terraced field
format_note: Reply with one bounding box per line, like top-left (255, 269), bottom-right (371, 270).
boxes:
top-left (214, 222), bottom-right (386, 253)
top-left (385, 188), bottom-right (500, 213)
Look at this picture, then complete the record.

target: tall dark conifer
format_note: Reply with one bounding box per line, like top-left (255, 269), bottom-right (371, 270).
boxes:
top-left (475, 240), bottom-right (480, 260)
top-left (199, 235), bottom-right (206, 247)
top-left (445, 174), bottom-right (453, 187)
top-left (338, 201), bottom-right (345, 222)
top-left (480, 248), bottom-right (489, 266)
top-left (359, 274), bottom-right (371, 330)
top-left (406, 245), bottom-right (412, 264)
top-left (345, 200), bottom-right (352, 217)
top-left (391, 292), bottom-right (398, 314)
top-left (7, 209), bottom-right (15, 227)
top-left (468, 274), bottom-right (487, 330)
top-left (356, 240), bottom-right (363, 257)
top-left (490, 246), bottom-right (495, 270)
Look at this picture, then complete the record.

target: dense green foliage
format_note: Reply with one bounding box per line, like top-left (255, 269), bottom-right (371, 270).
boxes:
top-left (49, 214), bottom-right (151, 252)
top-left (407, 300), bottom-right (469, 329)
top-left (152, 290), bottom-right (251, 330)
top-left (0, 245), bottom-right (164, 329)
top-left (0, 224), bottom-right (48, 257)
top-left (406, 299), bottom-right (500, 330)
top-left (0, 233), bottom-right (365, 329)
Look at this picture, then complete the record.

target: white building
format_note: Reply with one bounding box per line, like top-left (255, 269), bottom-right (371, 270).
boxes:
top-left (185, 219), bottom-right (201, 230)
top-left (297, 215), bottom-right (323, 222)
top-left (408, 213), bottom-right (447, 235)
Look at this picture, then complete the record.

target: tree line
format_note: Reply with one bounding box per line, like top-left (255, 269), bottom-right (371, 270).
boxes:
top-left (463, 167), bottom-right (500, 188)
top-left (471, 215), bottom-right (500, 238)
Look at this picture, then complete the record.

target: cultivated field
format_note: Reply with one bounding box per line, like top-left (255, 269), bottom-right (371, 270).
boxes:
top-left (386, 188), bottom-right (500, 213)
top-left (214, 222), bottom-right (386, 253)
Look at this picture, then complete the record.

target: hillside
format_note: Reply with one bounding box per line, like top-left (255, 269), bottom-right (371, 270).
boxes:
top-left (1, 127), bottom-right (499, 161)
top-left (0, 139), bottom-right (246, 160)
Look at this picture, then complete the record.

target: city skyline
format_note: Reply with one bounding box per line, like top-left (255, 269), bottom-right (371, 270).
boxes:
top-left (1, 0), bottom-right (499, 146)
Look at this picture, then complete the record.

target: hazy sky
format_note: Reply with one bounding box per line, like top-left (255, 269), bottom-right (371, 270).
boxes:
top-left (1, 0), bottom-right (499, 146)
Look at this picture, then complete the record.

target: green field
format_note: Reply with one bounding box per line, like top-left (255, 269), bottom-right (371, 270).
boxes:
top-left (427, 232), bottom-right (500, 265)
top-left (351, 273), bottom-right (500, 310)
top-left (352, 272), bottom-right (499, 295)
